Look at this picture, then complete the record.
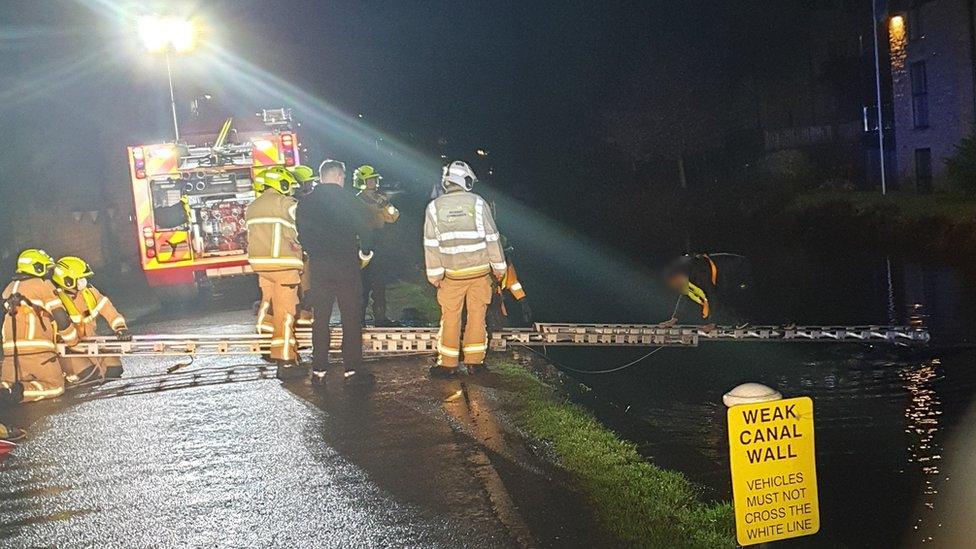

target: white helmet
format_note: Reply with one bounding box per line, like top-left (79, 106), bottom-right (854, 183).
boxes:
top-left (441, 160), bottom-right (477, 191)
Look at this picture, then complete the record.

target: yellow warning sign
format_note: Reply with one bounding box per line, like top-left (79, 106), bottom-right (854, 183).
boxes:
top-left (727, 396), bottom-right (819, 546)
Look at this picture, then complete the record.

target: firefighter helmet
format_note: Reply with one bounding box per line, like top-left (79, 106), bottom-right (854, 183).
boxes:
top-left (52, 256), bottom-right (94, 291)
top-left (254, 166), bottom-right (297, 195)
top-left (353, 165), bottom-right (382, 190)
top-left (441, 160), bottom-right (477, 191)
top-left (16, 249), bottom-right (55, 278)
top-left (290, 165), bottom-right (316, 184)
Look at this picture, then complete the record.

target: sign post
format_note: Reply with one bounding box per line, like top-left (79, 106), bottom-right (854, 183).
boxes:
top-left (727, 395), bottom-right (820, 546)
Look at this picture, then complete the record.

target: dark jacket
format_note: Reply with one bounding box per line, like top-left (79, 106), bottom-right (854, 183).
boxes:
top-left (663, 253), bottom-right (753, 323)
top-left (296, 184), bottom-right (372, 267)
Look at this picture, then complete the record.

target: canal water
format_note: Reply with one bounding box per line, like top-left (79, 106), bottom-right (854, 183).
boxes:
top-left (522, 247), bottom-right (976, 548)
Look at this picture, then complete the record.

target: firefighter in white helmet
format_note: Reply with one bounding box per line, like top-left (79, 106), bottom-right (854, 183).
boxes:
top-left (245, 166), bottom-right (305, 379)
top-left (52, 256), bottom-right (131, 384)
top-left (1, 249), bottom-right (79, 404)
top-left (424, 160), bottom-right (506, 376)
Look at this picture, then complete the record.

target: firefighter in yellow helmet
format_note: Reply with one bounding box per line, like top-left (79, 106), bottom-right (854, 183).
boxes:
top-left (353, 164), bottom-right (399, 326)
top-left (52, 257), bottom-right (130, 384)
top-left (1, 249), bottom-right (79, 404)
top-left (289, 165), bottom-right (317, 328)
top-left (245, 166), bottom-right (305, 379)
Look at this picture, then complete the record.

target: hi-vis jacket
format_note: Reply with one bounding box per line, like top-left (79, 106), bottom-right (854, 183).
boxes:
top-left (500, 263), bottom-right (526, 300)
top-left (245, 191), bottom-right (304, 271)
top-left (424, 189), bottom-right (506, 284)
top-left (358, 188), bottom-right (400, 229)
top-left (1, 277), bottom-right (78, 355)
top-left (57, 287), bottom-right (127, 337)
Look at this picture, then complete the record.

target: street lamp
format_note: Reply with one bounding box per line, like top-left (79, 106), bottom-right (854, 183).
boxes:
top-left (870, 1), bottom-right (888, 195)
top-left (138, 15), bottom-right (196, 141)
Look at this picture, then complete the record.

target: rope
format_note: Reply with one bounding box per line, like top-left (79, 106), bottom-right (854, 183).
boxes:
top-left (515, 344), bottom-right (665, 375)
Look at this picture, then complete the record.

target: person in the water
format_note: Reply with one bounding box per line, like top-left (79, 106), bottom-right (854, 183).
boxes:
top-left (660, 253), bottom-right (753, 327)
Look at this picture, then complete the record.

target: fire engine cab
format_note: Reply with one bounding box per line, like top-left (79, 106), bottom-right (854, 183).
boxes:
top-left (126, 108), bottom-right (299, 296)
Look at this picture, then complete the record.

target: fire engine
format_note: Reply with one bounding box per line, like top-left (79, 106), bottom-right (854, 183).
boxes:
top-left (126, 108), bottom-right (300, 296)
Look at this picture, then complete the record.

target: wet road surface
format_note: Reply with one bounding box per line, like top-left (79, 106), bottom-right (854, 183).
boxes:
top-left (0, 309), bottom-right (606, 548)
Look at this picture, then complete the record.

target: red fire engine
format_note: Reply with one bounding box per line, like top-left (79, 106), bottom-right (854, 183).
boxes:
top-left (126, 108), bottom-right (299, 296)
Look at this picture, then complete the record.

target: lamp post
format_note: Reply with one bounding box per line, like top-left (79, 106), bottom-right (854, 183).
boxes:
top-left (138, 15), bottom-right (196, 142)
top-left (871, 0), bottom-right (888, 195)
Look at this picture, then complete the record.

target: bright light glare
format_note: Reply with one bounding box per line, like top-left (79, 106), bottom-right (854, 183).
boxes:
top-left (138, 15), bottom-right (196, 53)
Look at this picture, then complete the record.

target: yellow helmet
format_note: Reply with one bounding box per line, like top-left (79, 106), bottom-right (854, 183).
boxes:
top-left (52, 256), bottom-right (94, 291)
top-left (289, 165), bottom-right (316, 184)
top-left (16, 248), bottom-right (55, 278)
top-left (253, 166), bottom-right (298, 195)
top-left (353, 164), bottom-right (381, 190)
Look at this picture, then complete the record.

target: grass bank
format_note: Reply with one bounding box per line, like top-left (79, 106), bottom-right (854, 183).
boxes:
top-left (384, 279), bottom-right (440, 324)
top-left (491, 360), bottom-right (735, 548)
top-left (792, 191), bottom-right (976, 224)
top-left (772, 191), bottom-right (976, 263)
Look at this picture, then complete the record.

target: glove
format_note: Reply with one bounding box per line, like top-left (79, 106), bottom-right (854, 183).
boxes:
top-left (116, 328), bottom-right (132, 342)
top-left (520, 299), bottom-right (533, 325)
top-left (359, 250), bottom-right (374, 269)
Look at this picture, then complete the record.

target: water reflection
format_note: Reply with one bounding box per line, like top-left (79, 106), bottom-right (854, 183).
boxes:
top-left (901, 358), bottom-right (944, 544)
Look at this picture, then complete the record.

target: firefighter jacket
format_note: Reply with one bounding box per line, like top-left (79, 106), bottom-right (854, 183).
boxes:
top-left (2, 277), bottom-right (78, 355)
top-left (56, 286), bottom-right (127, 337)
top-left (245, 191), bottom-right (304, 271)
top-left (424, 189), bottom-right (506, 284)
top-left (357, 188), bottom-right (400, 229)
top-left (500, 263), bottom-right (526, 300)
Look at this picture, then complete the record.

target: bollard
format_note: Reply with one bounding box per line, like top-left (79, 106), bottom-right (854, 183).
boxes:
top-left (722, 382), bottom-right (781, 408)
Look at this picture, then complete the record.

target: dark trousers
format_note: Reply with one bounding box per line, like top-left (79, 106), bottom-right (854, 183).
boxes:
top-left (308, 259), bottom-right (364, 371)
top-left (361, 262), bottom-right (387, 323)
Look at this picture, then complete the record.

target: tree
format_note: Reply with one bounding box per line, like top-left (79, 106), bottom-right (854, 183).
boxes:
top-left (945, 134), bottom-right (976, 195)
top-left (603, 53), bottom-right (726, 189)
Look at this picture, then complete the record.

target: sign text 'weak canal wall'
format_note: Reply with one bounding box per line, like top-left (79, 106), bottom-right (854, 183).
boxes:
top-left (727, 396), bottom-right (819, 546)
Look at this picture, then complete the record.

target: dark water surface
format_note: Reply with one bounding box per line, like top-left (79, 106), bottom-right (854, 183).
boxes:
top-left (523, 249), bottom-right (976, 548)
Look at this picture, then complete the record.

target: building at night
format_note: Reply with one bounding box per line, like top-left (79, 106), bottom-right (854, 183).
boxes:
top-left (888, 0), bottom-right (976, 191)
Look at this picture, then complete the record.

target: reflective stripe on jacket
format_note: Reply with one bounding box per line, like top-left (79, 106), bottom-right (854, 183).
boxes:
top-left (501, 263), bottom-right (526, 300)
top-left (2, 277), bottom-right (78, 354)
top-left (58, 286), bottom-right (127, 337)
top-left (245, 191), bottom-right (303, 271)
top-left (423, 190), bottom-right (506, 283)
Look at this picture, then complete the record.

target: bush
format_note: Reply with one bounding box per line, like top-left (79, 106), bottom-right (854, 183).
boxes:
top-left (757, 149), bottom-right (816, 194)
top-left (945, 134), bottom-right (976, 195)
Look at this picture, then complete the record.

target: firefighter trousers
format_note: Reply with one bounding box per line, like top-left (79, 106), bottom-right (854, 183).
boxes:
top-left (437, 275), bottom-right (492, 368)
top-left (1, 352), bottom-right (64, 402)
top-left (256, 270), bottom-right (301, 361)
top-left (62, 356), bottom-right (122, 381)
top-left (308, 259), bottom-right (363, 372)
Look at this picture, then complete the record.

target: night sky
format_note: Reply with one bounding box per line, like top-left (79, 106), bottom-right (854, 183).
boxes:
top-left (1, 1), bottom-right (862, 255)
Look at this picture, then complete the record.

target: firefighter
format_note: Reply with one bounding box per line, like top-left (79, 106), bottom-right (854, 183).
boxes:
top-left (0, 249), bottom-right (79, 404)
top-left (51, 257), bottom-right (131, 383)
top-left (245, 166), bottom-right (305, 379)
top-left (353, 164), bottom-right (400, 326)
top-left (290, 165), bottom-right (317, 328)
top-left (296, 160), bottom-right (374, 385)
top-left (424, 160), bottom-right (506, 376)
top-left (661, 253), bottom-right (753, 326)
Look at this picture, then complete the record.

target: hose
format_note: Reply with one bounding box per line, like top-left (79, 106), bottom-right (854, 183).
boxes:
top-left (515, 344), bottom-right (665, 375)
